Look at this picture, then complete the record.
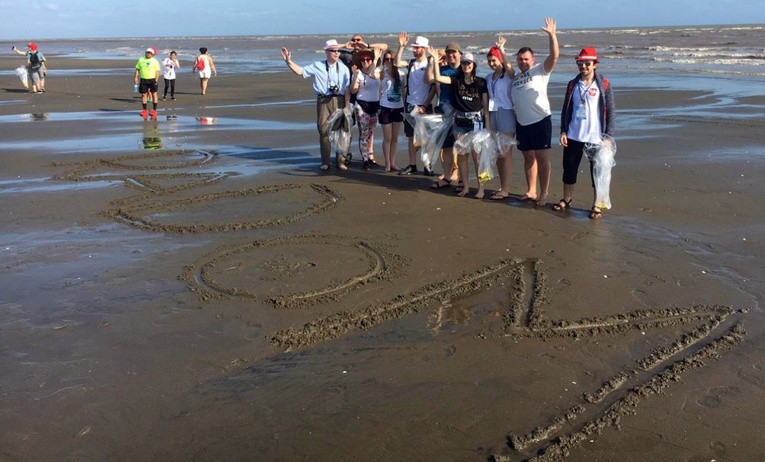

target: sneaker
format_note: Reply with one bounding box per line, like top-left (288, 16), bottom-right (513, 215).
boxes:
top-left (161, 97), bottom-right (167, 101)
top-left (398, 165), bottom-right (418, 175)
top-left (150, 109), bottom-right (157, 118)
top-left (362, 160), bottom-right (371, 171)
top-left (140, 109), bottom-right (148, 118)
top-left (170, 96), bottom-right (176, 100)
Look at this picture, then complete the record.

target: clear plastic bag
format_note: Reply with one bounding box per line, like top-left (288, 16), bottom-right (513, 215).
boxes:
top-left (327, 108), bottom-right (353, 155)
top-left (454, 129), bottom-right (501, 184)
top-left (584, 134), bottom-right (617, 210)
top-left (404, 110), bottom-right (453, 169)
top-left (15, 66), bottom-right (28, 89)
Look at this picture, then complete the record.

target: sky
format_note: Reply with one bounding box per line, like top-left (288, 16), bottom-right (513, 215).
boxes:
top-left (1, 0), bottom-right (763, 40)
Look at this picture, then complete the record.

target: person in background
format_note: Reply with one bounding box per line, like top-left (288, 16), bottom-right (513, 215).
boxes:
top-left (134, 47), bottom-right (161, 119)
top-left (378, 48), bottom-right (405, 172)
top-left (350, 48), bottom-right (382, 170)
top-left (485, 37), bottom-right (516, 200)
top-left (511, 17), bottom-right (559, 206)
top-left (193, 47), bottom-right (217, 95)
top-left (161, 51), bottom-right (180, 101)
top-left (13, 42), bottom-right (46, 93)
top-left (396, 32), bottom-right (436, 176)
top-left (281, 39), bottom-right (352, 171)
top-left (555, 47), bottom-right (615, 219)
top-left (430, 50), bottom-right (490, 198)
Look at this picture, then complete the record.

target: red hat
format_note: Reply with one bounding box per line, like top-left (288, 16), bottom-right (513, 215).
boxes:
top-left (575, 47), bottom-right (599, 62)
top-left (487, 47), bottom-right (503, 63)
top-left (27, 42), bottom-right (38, 51)
top-left (146, 47), bottom-right (157, 55)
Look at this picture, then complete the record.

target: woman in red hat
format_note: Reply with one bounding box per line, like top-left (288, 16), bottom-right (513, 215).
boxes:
top-left (555, 47), bottom-right (615, 219)
top-left (12, 42), bottom-right (46, 93)
top-left (485, 36), bottom-right (516, 200)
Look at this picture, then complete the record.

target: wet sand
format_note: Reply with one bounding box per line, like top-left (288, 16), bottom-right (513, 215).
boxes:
top-left (1, 56), bottom-right (764, 461)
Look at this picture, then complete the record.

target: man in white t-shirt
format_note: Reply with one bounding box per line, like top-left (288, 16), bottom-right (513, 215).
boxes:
top-left (511, 17), bottom-right (559, 206)
top-left (395, 33), bottom-right (436, 175)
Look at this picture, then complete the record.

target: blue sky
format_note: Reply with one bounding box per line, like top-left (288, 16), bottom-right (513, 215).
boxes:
top-left (1, 0), bottom-right (763, 39)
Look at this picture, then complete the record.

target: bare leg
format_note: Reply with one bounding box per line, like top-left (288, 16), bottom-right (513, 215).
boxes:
top-left (535, 149), bottom-right (551, 206)
top-left (457, 154), bottom-right (470, 197)
top-left (522, 149), bottom-right (538, 199)
top-left (471, 151), bottom-right (484, 198)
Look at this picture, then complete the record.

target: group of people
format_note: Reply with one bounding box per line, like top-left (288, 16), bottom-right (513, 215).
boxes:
top-left (281, 18), bottom-right (615, 219)
top-left (133, 46), bottom-right (218, 119)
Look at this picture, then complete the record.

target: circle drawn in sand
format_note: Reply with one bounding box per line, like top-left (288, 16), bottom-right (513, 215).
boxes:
top-left (181, 235), bottom-right (390, 308)
top-left (105, 183), bottom-right (340, 233)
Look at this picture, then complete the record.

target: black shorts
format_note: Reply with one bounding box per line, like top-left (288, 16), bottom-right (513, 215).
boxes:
top-left (139, 78), bottom-right (158, 94)
top-left (403, 103), bottom-right (433, 137)
top-left (379, 106), bottom-right (404, 125)
top-left (516, 115), bottom-right (552, 151)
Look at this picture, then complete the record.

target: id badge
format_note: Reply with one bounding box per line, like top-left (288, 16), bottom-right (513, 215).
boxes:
top-left (488, 98), bottom-right (496, 112)
top-left (575, 105), bottom-right (587, 120)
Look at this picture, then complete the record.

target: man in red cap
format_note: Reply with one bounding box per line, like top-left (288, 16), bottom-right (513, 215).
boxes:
top-left (134, 47), bottom-right (161, 119)
top-left (555, 47), bottom-right (616, 219)
top-left (12, 42), bottom-right (46, 93)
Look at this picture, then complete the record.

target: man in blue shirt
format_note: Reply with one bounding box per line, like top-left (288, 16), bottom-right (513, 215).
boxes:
top-left (281, 40), bottom-right (352, 171)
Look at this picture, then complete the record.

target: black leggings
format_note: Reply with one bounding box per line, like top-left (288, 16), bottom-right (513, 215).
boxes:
top-left (562, 138), bottom-right (595, 188)
top-left (163, 79), bottom-right (175, 97)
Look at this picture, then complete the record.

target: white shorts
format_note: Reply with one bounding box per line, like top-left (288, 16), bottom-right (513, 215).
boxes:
top-left (198, 68), bottom-right (212, 79)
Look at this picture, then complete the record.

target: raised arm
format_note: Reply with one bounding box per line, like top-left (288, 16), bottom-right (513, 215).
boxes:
top-left (11, 46), bottom-right (25, 57)
top-left (495, 36), bottom-right (515, 78)
top-left (281, 47), bottom-right (304, 76)
top-left (428, 46), bottom-right (452, 85)
top-left (542, 17), bottom-right (559, 74)
top-left (395, 32), bottom-right (409, 68)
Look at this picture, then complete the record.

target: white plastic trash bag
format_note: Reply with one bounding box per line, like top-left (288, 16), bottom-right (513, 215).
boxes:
top-left (16, 66), bottom-right (28, 89)
top-left (584, 134), bottom-right (617, 210)
top-left (494, 132), bottom-right (516, 157)
top-left (404, 109), bottom-right (453, 169)
top-left (327, 108), bottom-right (353, 156)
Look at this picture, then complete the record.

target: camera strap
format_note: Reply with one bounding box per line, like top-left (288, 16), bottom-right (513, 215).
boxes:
top-left (324, 60), bottom-right (340, 95)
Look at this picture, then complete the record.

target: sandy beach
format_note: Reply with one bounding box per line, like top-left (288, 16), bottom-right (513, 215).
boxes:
top-left (1, 50), bottom-right (764, 462)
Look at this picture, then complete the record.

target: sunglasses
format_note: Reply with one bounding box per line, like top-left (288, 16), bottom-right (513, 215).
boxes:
top-left (327, 49), bottom-right (340, 53)
top-left (577, 61), bottom-right (595, 66)
top-left (352, 38), bottom-right (363, 42)
top-left (360, 57), bottom-right (373, 62)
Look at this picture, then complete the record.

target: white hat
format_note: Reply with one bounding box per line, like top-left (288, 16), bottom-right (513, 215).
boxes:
top-left (145, 47), bottom-right (156, 55)
top-left (461, 52), bottom-right (476, 63)
top-left (324, 39), bottom-right (341, 50)
top-left (411, 36), bottom-right (429, 48)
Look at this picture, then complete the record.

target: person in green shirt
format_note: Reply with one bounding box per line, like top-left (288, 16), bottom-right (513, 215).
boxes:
top-left (134, 47), bottom-right (161, 119)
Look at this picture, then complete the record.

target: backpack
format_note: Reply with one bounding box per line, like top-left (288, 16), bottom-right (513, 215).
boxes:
top-left (29, 52), bottom-right (41, 70)
top-left (196, 58), bottom-right (206, 71)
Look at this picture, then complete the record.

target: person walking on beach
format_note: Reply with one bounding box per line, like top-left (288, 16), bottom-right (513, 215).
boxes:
top-left (12, 42), bottom-right (46, 93)
top-left (428, 40), bottom-right (462, 190)
top-left (430, 50), bottom-right (490, 198)
top-left (378, 48), bottom-right (405, 172)
top-left (134, 47), bottom-right (161, 119)
top-left (161, 51), bottom-right (180, 101)
top-left (350, 48), bottom-right (382, 170)
top-left (281, 39), bottom-right (352, 171)
top-left (395, 32), bottom-right (436, 176)
top-left (511, 17), bottom-right (559, 206)
top-left (486, 37), bottom-right (517, 200)
top-left (193, 47), bottom-right (217, 95)
top-left (555, 47), bottom-right (615, 219)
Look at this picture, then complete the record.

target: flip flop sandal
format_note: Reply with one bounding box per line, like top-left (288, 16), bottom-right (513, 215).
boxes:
top-left (552, 198), bottom-right (572, 211)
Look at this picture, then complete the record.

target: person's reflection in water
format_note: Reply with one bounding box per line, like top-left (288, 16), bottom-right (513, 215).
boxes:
top-left (141, 119), bottom-right (163, 149)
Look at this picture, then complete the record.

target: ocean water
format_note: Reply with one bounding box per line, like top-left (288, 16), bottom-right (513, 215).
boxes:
top-left (12, 24), bottom-right (765, 89)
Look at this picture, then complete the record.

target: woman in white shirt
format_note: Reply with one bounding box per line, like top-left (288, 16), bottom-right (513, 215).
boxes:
top-left (485, 37), bottom-right (516, 200)
top-left (162, 51), bottom-right (180, 100)
top-left (377, 49), bottom-right (405, 172)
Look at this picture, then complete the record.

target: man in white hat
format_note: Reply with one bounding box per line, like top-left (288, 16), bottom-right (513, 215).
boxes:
top-left (134, 47), bottom-right (161, 119)
top-left (395, 32), bottom-right (436, 175)
top-left (281, 40), bottom-right (352, 171)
